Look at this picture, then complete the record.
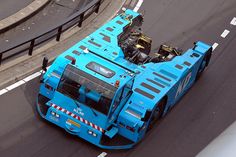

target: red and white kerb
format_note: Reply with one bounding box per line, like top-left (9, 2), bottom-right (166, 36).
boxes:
top-left (51, 103), bottom-right (105, 133)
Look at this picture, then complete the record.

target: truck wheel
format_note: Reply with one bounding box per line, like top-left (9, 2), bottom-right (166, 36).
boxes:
top-left (148, 97), bottom-right (167, 130)
top-left (196, 58), bottom-right (206, 80)
top-left (196, 50), bottom-right (212, 80)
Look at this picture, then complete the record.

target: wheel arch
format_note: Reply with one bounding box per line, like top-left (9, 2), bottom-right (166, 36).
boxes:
top-left (160, 95), bottom-right (169, 117)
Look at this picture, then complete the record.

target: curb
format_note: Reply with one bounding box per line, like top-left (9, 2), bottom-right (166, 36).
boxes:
top-left (0, 0), bottom-right (127, 89)
top-left (0, 0), bottom-right (50, 34)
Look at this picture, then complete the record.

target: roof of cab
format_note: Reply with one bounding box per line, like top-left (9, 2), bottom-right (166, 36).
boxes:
top-left (53, 41), bottom-right (133, 87)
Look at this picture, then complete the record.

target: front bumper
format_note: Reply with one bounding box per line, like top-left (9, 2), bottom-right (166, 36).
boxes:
top-left (36, 94), bottom-right (135, 149)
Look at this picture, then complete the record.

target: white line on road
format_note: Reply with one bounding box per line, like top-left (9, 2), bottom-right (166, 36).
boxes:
top-left (0, 89), bottom-right (8, 96)
top-left (122, 7), bottom-right (126, 12)
top-left (23, 72), bottom-right (41, 82)
top-left (6, 80), bottom-right (25, 91)
top-left (97, 152), bottom-right (107, 157)
top-left (212, 43), bottom-right (219, 51)
top-left (0, 70), bottom-right (42, 96)
top-left (133, 0), bottom-right (143, 12)
top-left (230, 17), bottom-right (236, 25)
top-left (221, 29), bottom-right (230, 38)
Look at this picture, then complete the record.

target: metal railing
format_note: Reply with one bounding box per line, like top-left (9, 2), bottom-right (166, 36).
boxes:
top-left (0, 0), bottom-right (102, 65)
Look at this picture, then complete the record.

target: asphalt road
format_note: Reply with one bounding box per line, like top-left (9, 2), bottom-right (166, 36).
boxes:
top-left (0, 0), bottom-right (34, 20)
top-left (0, 0), bottom-right (236, 157)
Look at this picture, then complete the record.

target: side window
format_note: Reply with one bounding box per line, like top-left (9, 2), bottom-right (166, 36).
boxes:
top-left (111, 88), bottom-right (123, 113)
top-left (110, 79), bottom-right (133, 114)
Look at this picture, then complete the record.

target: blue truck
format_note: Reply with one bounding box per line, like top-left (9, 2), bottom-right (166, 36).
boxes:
top-left (37, 9), bottom-right (212, 149)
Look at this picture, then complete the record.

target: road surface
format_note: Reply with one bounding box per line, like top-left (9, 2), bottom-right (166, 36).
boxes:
top-left (0, 0), bottom-right (34, 20)
top-left (0, 0), bottom-right (236, 157)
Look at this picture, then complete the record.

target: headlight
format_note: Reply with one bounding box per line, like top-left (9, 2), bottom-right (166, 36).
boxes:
top-left (88, 130), bottom-right (93, 135)
top-left (88, 130), bottom-right (97, 137)
top-left (51, 111), bottom-right (55, 116)
top-left (92, 133), bottom-right (97, 137)
top-left (51, 111), bottom-right (60, 118)
top-left (55, 114), bottom-right (60, 118)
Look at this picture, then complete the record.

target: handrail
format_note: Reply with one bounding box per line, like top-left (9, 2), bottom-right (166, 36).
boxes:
top-left (0, 0), bottom-right (102, 65)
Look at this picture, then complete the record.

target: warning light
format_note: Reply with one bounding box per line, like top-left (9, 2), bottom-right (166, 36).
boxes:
top-left (115, 80), bottom-right (120, 88)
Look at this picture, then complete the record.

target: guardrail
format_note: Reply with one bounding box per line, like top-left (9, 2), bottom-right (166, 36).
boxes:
top-left (0, 0), bottom-right (102, 65)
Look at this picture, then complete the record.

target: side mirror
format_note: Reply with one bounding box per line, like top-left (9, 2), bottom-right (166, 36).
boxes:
top-left (141, 110), bottom-right (152, 122)
top-left (42, 57), bottom-right (48, 72)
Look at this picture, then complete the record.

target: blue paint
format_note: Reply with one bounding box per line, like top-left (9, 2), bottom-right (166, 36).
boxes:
top-left (36, 9), bottom-right (212, 149)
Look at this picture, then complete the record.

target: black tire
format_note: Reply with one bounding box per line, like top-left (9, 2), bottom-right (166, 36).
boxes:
top-left (196, 58), bottom-right (206, 80)
top-left (148, 97), bottom-right (167, 130)
top-left (196, 51), bottom-right (211, 80)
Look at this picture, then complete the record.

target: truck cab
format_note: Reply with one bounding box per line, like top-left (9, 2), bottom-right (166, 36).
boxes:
top-left (37, 40), bottom-right (138, 148)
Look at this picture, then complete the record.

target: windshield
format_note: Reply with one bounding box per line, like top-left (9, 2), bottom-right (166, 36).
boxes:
top-left (57, 65), bottom-right (117, 115)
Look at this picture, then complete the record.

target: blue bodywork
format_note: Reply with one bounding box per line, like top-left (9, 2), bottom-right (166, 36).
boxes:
top-left (37, 9), bottom-right (212, 149)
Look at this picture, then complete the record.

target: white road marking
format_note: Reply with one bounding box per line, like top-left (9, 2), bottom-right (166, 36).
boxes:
top-left (23, 72), bottom-right (41, 82)
top-left (97, 152), bottom-right (107, 157)
top-left (0, 89), bottom-right (8, 96)
top-left (6, 80), bottom-right (25, 91)
top-left (212, 43), bottom-right (219, 51)
top-left (230, 17), bottom-right (236, 25)
top-left (0, 63), bottom-right (51, 94)
top-left (133, 0), bottom-right (143, 12)
top-left (0, 68), bottom-right (43, 96)
top-left (221, 29), bottom-right (230, 38)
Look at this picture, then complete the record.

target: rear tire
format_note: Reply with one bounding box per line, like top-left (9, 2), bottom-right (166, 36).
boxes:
top-left (148, 97), bottom-right (167, 130)
top-left (196, 58), bottom-right (206, 80)
top-left (196, 51), bottom-right (211, 80)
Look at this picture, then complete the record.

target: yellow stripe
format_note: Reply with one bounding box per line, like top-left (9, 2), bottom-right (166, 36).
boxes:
top-left (67, 119), bottom-right (80, 128)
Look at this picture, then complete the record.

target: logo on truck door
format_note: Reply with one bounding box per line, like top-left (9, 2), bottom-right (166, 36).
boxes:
top-left (175, 72), bottom-right (192, 99)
